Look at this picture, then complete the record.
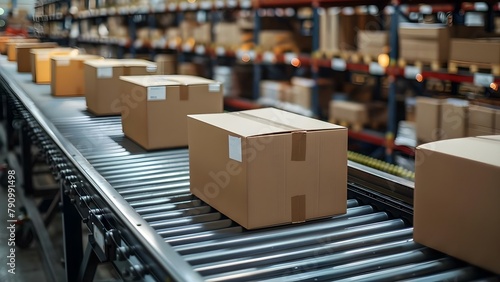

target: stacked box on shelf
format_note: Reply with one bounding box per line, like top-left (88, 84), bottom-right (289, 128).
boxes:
top-left (399, 23), bottom-right (450, 65)
top-left (84, 59), bottom-right (158, 116)
top-left (214, 22), bottom-right (242, 50)
top-left (468, 105), bottom-right (496, 136)
top-left (119, 75), bottom-right (223, 150)
top-left (31, 48), bottom-right (78, 84)
top-left (0, 37), bottom-right (38, 55)
top-left (416, 97), bottom-right (443, 143)
top-left (259, 30), bottom-right (298, 54)
top-left (329, 100), bottom-right (368, 131)
top-left (155, 54), bottom-right (177, 75)
top-left (259, 80), bottom-right (291, 103)
top-left (440, 99), bottom-right (469, 139)
top-left (51, 54), bottom-right (104, 96)
top-left (450, 38), bottom-right (500, 74)
top-left (291, 77), bottom-right (333, 116)
top-left (357, 30), bottom-right (388, 58)
top-left (414, 135), bottom-right (500, 275)
top-left (188, 108), bottom-right (348, 229)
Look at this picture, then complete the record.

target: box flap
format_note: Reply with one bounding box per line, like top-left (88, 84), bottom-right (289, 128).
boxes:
top-left (189, 108), bottom-right (344, 137)
top-left (418, 137), bottom-right (500, 167)
top-left (119, 75), bottom-right (182, 87)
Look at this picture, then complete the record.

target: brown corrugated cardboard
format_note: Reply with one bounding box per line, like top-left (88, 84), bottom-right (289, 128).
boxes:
top-left (260, 80), bottom-right (290, 102)
top-left (259, 30), bottom-right (298, 53)
top-left (178, 62), bottom-right (199, 76)
top-left (31, 48), bottom-right (77, 84)
top-left (329, 100), bottom-right (368, 125)
top-left (357, 30), bottom-right (389, 57)
top-left (51, 55), bottom-right (103, 96)
top-left (399, 23), bottom-right (450, 63)
top-left (291, 77), bottom-right (333, 115)
top-left (5, 38), bottom-right (40, 59)
top-left (14, 43), bottom-right (59, 72)
top-left (416, 97), bottom-right (443, 143)
top-left (84, 59), bottom-right (158, 116)
top-left (154, 54), bottom-right (177, 75)
top-left (119, 75), bottom-right (223, 150)
top-left (188, 108), bottom-right (347, 229)
top-left (214, 23), bottom-right (241, 47)
top-left (469, 105), bottom-right (495, 127)
top-left (414, 137), bottom-right (500, 274)
top-left (450, 38), bottom-right (500, 64)
top-left (0, 37), bottom-right (36, 54)
top-left (440, 99), bottom-right (468, 139)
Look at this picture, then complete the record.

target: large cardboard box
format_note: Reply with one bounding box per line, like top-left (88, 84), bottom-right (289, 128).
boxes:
top-left (84, 59), bottom-right (157, 116)
top-left (440, 99), bottom-right (468, 139)
top-left (17, 43), bottom-right (61, 73)
top-left (416, 97), bottom-right (443, 143)
top-left (414, 136), bottom-right (500, 274)
top-left (399, 23), bottom-right (450, 63)
top-left (450, 38), bottom-right (500, 64)
top-left (329, 100), bottom-right (368, 125)
top-left (8, 42), bottom-right (57, 62)
top-left (31, 48), bottom-right (77, 84)
top-left (188, 108), bottom-right (347, 229)
top-left (119, 75), bottom-right (223, 150)
top-left (51, 55), bottom-right (104, 96)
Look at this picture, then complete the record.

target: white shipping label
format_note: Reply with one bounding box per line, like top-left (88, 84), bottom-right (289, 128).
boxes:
top-left (331, 58), bottom-right (346, 71)
top-left (147, 86), bottom-right (166, 101)
top-left (228, 136), bottom-right (242, 162)
top-left (209, 83), bottom-right (221, 92)
top-left (369, 62), bottom-right (385, 75)
top-left (473, 73), bottom-right (494, 87)
top-left (97, 67), bottom-right (113, 78)
top-left (56, 60), bottom-right (70, 66)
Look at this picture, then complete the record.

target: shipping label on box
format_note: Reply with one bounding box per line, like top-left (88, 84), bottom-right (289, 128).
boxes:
top-left (415, 136), bottom-right (500, 274)
top-left (188, 108), bottom-right (347, 229)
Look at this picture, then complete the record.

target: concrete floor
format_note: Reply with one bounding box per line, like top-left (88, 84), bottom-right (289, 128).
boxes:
top-left (0, 122), bottom-right (122, 281)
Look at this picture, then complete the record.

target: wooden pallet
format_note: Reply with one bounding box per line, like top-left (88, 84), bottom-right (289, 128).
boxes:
top-left (448, 60), bottom-right (500, 76)
top-left (398, 58), bottom-right (444, 72)
top-left (350, 52), bottom-right (386, 65)
top-left (317, 49), bottom-right (354, 61)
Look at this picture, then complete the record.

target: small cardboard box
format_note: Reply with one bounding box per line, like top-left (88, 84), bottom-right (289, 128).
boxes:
top-left (329, 100), bottom-right (368, 125)
top-left (260, 80), bottom-right (290, 102)
top-left (14, 42), bottom-right (59, 72)
top-left (450, 38), bottom-right (500, 65)
top-left (51, 55), bottom-right (104, 96)
top-left (5, 38), bottom-right (39, 58)
top-left (399, 23), bottom-right (450, 63)
top-left (469, 105), bottom-right (495, 128)
top-left (440, 99), bottom-right (468, 140)
top-left (31, 48), bottom-right (78, 84)
top-left (154, 54), bottom-right (177, 75)
top-left (291, 77), bottom-right (333, 115)
top-left (188, 108), bottom-right (347, 229)
top-left (414, 136), bottom-right (500, 274)
top-left (84, 59), bottom-right (157, 116)
top-left (119, 75), bottom-right (223, 150)
top-left (416, 97), bottom-right (443, 143)
top-left (357, 30), bottom-right (389, 57)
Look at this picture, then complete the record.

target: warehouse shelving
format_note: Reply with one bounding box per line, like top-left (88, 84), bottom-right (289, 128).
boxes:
top-left (32, 0), bottom-right (500, 164)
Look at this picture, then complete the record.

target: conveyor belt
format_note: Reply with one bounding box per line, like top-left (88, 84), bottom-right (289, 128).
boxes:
top-left (1, 58), bottom-right (499, 281)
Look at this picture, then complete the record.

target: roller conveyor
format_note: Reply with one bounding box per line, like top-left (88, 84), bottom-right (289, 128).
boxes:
top-left (1, 58), bottom-right (499, 282)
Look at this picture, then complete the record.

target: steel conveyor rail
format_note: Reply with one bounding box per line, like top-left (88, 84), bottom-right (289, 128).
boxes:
top-left (1, 58), bottom-right (498, 281)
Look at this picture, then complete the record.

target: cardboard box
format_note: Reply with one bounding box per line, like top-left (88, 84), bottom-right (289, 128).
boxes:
top-left (84, 59), bottom-right (158, 116)
top-left (416, 97), bottom-right (443, 143)
top-left (155, 54), bottom-right (177, 75)
top-left (119, 75), bottom-right (223, 150)
top-left (259, 30), bottom-right (298, 53)
top-left (450, 38), bottom-right (500, 64)
top-left (9, 42), bottom-right (56, 63)
top-left (193, 23), bottom-right (211, 44)
top-left (188, 108), bottom-right (348, 229)
top-left (51, 55), bottom-right (103, 96)
top-left (357, 30), bottom-right (389, 57)
top-left (178, 62), bottom-right (199, 76)
top-left (260, 80), bottom-right (290, 102)
top-left (469, 105), bottom-right (495, 128)
top-left (329, 100), bottom-right (368, 125)
top-left (291, 77), bottom-right (333, 115)
top-left (399, 23), bottom-right (450, 63)
top-left (440, 99), bottom-right (468, 140)
top-left (214, 23), bottom-right (241, 47)
top-left (414, 136), bottom-right (500, 274)
top-left (31, 48), bottom-right (77, 84)
top-left (17, 44), bottom-right (56, 73)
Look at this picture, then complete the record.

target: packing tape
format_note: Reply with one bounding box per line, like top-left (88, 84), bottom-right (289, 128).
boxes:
top-left (180, 85), bottom-right (189, 101)
top-left (291, 195), bottom-right (306, 223)
top-left (291, 131), bottom-right (306, 161)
